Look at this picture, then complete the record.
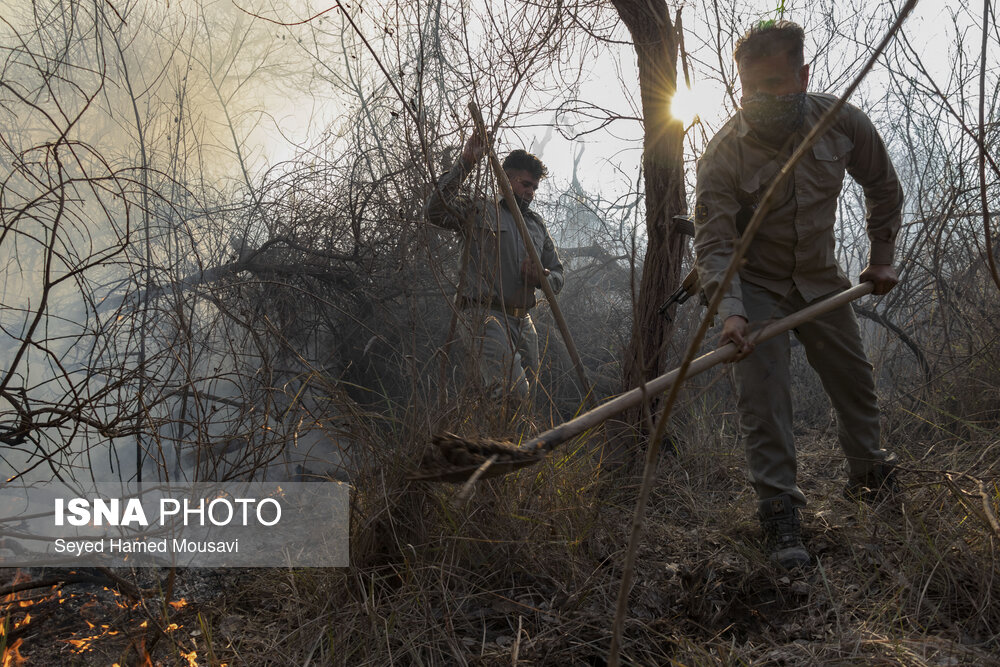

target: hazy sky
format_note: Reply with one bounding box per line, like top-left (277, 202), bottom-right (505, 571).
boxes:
top-left (1, 0), bottom-right (988, 210)
top-left (248, 0), bottom-right (984, 205)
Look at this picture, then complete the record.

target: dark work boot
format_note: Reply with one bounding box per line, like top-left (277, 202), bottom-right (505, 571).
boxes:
top-left (844, 453), bottom-right (899, 503)
top-left (758, 494), bottom-right (810, 570)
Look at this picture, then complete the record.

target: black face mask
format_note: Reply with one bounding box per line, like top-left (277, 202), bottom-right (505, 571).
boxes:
top-left (741, 91), bottom-right (806, 145)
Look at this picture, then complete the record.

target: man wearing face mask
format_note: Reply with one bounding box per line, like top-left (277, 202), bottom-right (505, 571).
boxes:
top-left (694, 21), bottom-right (904, 569)
top-left (424, 133), bottom-right (564, 401)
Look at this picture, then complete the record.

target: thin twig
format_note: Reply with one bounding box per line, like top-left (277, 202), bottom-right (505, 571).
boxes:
top-left (0, 571), bottom-right (140, 599)
top-left (456, 454), bottom-right (499, 503)
top-left (978, 0), bottom-right (1000, 292)
top-left (978, 480), bottom-right (1000, 537)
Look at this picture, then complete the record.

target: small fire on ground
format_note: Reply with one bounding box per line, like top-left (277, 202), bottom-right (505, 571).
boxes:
top-left (2, 570), bottom-right (201, 665)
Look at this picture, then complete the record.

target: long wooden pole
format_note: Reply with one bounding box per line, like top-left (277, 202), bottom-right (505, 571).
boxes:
top-left (412, 282), bottom-right (875, 485)
top-left (468, 102), bottom-right (596, 407)
top-left (515, 281), bottom-right (873, 457)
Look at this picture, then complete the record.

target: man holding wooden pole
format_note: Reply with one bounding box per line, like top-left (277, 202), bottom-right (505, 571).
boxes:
top-left (425, 132), bottom-right (564, 402)
top-left (694, 21), bottom-right (904, 569)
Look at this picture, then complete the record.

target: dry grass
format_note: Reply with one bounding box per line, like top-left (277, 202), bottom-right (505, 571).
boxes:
top-left (176, 385), bottom-right (1000, 667)
top-left (9, 382), bottom-right (996, 666)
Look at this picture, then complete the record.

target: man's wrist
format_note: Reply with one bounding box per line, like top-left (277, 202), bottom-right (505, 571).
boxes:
top-left (869, 241), bottom-right (894, 266)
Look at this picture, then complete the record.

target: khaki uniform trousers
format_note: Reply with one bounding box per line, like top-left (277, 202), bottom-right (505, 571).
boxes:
top-left (734, 281), bottom-right (890, 507)
top-left (460, 308), bottom-right (539, 400)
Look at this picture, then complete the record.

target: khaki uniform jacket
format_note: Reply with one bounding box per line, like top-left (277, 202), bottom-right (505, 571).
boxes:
top-left (694, 93), bottom-right (903, 321)
top-left (424, 160), bottom-right (564, 310)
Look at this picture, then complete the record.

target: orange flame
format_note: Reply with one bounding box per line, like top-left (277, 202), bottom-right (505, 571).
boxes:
top-left (1, 638), bottom-right (26, 667)
top-left (2, 571), bottom-right (34, 666)
top-left (67, 635), bottom-right (101, 652)
top-left (1, 572), bottom-right (29, 607)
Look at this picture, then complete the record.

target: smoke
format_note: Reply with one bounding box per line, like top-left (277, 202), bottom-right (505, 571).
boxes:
top-left (0, 0), bottom-right (362, 486)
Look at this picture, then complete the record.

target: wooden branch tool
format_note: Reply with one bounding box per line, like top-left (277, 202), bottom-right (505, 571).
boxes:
top-left (410, 281), bottom-right (874, 484)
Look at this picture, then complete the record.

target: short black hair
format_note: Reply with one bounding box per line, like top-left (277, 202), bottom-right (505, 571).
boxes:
top-left (734, 20), bottom-right (806, 70)
top-left (502, 149), bottom-right (548, 180)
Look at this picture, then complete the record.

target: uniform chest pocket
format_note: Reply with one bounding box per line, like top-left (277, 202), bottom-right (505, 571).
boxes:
top-left (497, 226), bottom-right (512, 247)
top-left (739, 158), bottom-right (782, 198)
top-left (471, 204), bottom-right (500, 240)
top-left (500, 216), bottom-right (540, 256)
top-left (812, 133), bottom-right (853, 173)
top-left (810, 133), bottom-right (853, 197)
top-left (812, 133), bottom-right (853, 162)
top-left (525, 226), bottom-right (546, 254)
top-left (499, 225), bottom-right (530, 265)
top-left (738, 158), bottom-right (789, 232)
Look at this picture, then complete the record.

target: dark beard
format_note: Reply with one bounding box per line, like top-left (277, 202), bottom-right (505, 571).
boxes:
top-left (511, 194), bottom-right (531, 214)
top-left (741, 92), bottom-right (806, 145)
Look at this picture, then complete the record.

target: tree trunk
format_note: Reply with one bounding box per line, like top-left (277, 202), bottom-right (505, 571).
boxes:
top-left (612, 2), bottom-right (688, 405)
